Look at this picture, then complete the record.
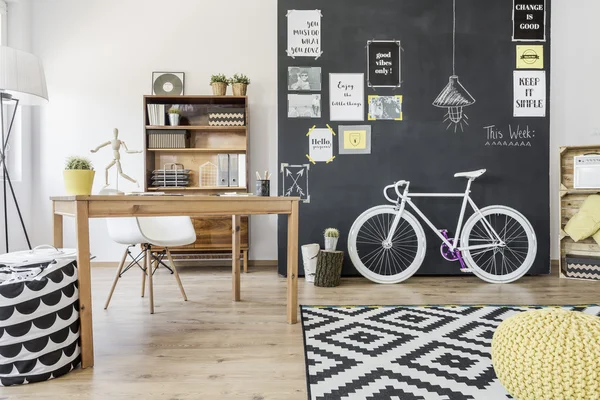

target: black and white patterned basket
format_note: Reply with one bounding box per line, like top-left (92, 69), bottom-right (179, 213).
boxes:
top-left (208, 107), bottom-right (245, 126)
top-left (565, 256), bottom-right (600, 281)
top-left (0, 257), bottom-right (80, 386)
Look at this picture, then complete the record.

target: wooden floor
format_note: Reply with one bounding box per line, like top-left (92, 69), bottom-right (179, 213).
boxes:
top-left (2, 265), bottom-right (599, 400)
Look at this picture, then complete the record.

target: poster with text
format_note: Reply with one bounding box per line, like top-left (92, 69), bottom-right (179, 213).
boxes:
top-left (516, 45), bottom-right (544, 69)
top-left (367, 40), bottom-right (401, 88)
top-left (329, 73), bottom-right (365, 121)
top-left (512, 0), bottom-right (546, 41)
top-left (308, 128), bottom-right (333, 163)
top-left (514, 71), bottom-right (546, 117)
top-left (286, 10), bottom-right (323, 59)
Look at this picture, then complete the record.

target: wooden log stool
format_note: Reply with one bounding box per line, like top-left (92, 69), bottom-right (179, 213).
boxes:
top-left (314, 250), bottom-right (344, 287)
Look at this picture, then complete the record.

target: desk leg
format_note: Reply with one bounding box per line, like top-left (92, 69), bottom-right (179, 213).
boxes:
top-left (232, 215), bottom-right (241, 301)
top-left (75, 201), bottom-right (94, 368)
top-left (53, 207), bottom-right (63, 249)
top-left (287, 202), bottom-right (299, 324)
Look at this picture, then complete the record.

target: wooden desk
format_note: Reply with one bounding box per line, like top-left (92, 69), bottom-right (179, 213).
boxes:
top-left (51, 195), bottom-right (300, 369)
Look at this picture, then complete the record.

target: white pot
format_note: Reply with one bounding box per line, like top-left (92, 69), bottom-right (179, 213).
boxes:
top-left (301, 243), bottom-right (320, 283)
top-left (169, 113), bottom-right (180, 126)
top-left (324, 237), bottom-right (338, 251)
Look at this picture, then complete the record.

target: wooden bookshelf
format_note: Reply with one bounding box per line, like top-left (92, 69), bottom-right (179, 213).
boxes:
top-left (143, 95), bottom-right (250, 266)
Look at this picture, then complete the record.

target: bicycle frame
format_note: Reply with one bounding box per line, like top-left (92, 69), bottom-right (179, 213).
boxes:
top-left (382, 180), bottom-right (505, 252)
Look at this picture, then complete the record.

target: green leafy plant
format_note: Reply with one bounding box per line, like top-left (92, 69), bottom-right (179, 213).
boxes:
top-left (168, 107), bottom-right (181, 114)
top-left (65, 156), bottom-right (93, 170)
top-left (210, 74), bottom-right (229, 84)
top-left (324, 228), bottom-right (339, 238)
top-left (230, 73), bottom-right (251, 85)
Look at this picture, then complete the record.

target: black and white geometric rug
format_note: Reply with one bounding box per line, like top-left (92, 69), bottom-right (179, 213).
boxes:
top-left (301, 305), bottom-right (600, 400)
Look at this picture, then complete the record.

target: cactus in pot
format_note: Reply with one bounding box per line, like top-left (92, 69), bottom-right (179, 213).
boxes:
top-left (324, 228), bottom-right (340, 251)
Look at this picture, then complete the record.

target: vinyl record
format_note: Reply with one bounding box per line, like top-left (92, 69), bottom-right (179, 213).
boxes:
top-left (153, 73), bottom-right (183, 96)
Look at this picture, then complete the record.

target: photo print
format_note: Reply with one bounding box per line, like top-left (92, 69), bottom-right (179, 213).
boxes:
top-left (288, 94), bottom-right (321, 118)
top-left (288, 67), bottom-right (322, 91)
top-left (368, 95), bottom-right (403, 120)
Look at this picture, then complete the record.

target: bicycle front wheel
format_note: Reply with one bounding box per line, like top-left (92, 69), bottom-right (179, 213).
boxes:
top-left (460, 206), bottom-right (537, 283)
top-left (348, 206), bottom-right (427, 284)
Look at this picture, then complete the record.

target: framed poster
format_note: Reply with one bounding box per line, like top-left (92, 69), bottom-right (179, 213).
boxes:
top-left (339, 125), bottom-right (371, 155)
top-left (368, 95), bottom-right (403, 120)
top-left (329, 73), bottom-right (364, 121)
top-left (307, 128), bottom-right (334, 163)
top-left (514, 71), bottom-right (546, 117)
top-left (286, 10), bottom-right (323, 59)
top-left (288, 94), bottom-right (321, 118)
top-left (512, 0), bottom-right (546, 42)
top-left (366, 40), bottom-right (401, 88)
top-left (288, 67), bottom-right (322, 91)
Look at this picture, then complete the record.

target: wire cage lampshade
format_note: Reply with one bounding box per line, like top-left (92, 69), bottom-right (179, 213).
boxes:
top-left (433, 75), bottom-right (475, 124)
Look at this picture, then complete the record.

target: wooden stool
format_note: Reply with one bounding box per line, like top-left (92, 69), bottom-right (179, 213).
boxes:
top-left (314, 250), bottom-right (344, 287)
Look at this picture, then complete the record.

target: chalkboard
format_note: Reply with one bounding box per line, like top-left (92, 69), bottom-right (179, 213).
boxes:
top-left (278, 0), bottom-right (551, 277)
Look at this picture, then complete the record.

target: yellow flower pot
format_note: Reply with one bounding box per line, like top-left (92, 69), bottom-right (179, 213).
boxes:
top-left (63, 170), bottom-right (95, 195)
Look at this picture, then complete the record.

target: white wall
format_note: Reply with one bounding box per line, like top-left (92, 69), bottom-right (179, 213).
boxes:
top-left (549, 0), bottom-right (600, 258)
top-left (0, 0), bottom-right (33, 253)
top-left (27, 0), bottom-right (600, 262)
top-left (30, 0), bottom-right (278, 261)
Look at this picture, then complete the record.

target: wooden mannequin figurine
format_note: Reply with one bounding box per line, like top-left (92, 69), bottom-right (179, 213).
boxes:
top-left (90, 128), bottom-right (142, 192)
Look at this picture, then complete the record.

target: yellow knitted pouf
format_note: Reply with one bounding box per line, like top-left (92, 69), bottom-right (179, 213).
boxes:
top-left (492, 308), bottom-right (600, 400)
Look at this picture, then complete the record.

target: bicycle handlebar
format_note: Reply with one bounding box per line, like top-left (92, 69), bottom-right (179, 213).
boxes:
top-left (383, 180), bottom-right (409, 203)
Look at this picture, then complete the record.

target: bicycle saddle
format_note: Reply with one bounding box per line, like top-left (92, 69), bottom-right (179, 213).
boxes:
top-left (454, 169), bottom-right (486, 179)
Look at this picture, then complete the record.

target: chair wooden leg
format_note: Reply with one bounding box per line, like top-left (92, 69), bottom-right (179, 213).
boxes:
top-left (165, 248), bottom-right (187, 301)
top-left (147, 248), bottom-right (154, 314)
top-left (243, 250), bottom-right (248, 273)
top-left (104, 248), bottom-right (129, 310)
top-left (141, 249), bottom-right (146, 298)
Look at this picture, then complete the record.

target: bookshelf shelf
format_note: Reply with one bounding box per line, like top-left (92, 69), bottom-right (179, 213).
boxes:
top-left (143, 95), bottom-right (250, 263)
top-left (148, 148), bottom-right (246, 153)
top-left (146, 125), bottom-right (246, 131)
top-left (147, 186), bottom-right (247, 191)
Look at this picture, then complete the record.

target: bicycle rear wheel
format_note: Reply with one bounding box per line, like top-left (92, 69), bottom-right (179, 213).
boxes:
top-left (348, 206), bottom-right (427, 284)
top-left (460, 205), bottom-right (537, 283)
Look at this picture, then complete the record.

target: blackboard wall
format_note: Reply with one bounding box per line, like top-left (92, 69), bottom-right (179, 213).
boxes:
top-left (277, 0), bottom-right (551, 276)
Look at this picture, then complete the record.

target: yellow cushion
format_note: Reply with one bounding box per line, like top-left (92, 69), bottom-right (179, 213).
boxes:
top-left (564, 195), bottom-right (600, 241)
top-left (492, 309), bottom-right (600, 400)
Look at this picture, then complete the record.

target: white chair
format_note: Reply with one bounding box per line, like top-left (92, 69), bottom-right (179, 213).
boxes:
top-left (104, 216), bottom-right (196, 314)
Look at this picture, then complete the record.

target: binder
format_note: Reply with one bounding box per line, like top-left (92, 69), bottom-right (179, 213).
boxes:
top-left (228, 154), bottom-right (239, 187)
top-left (217, 154), bottom-right (229, 186)
top-left (238, 154), bottom-right (246, 188)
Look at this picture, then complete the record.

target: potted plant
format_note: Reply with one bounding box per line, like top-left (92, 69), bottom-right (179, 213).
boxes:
top-left (230, 73), bottom-right (250, 96)
top-left (168, 107), bottom-right (181, 126)
top-left (210, 74), bottom-right (229, 96)
top-left (324, 228), bottom-right (339, 251)
top-left (63, 156), bottom-right (95, 195)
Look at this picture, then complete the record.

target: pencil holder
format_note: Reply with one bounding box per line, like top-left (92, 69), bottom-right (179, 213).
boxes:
top-left (256, 180), bottom-right (270, 196)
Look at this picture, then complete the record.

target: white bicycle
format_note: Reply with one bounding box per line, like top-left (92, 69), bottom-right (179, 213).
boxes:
top-left (348, 169), bottom-right (537, 284)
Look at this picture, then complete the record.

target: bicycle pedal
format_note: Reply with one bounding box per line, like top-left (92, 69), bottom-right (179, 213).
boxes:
top-left (460, 268), bottom-right (474, 273)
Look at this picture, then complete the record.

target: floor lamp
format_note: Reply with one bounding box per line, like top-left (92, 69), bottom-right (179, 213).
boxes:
top-left (0, 46), bottom-right (48, 253)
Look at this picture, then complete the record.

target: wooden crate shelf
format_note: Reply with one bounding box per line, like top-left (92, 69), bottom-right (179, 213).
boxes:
top-left (558, 145), bottom-right (600, 279)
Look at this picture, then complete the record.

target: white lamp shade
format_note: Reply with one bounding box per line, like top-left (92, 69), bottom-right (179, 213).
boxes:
top-left (0, 46), bottom-right (48, 105)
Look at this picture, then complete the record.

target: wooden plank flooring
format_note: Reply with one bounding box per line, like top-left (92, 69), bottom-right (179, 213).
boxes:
top-left (1, 265), bottom-right (598, 399)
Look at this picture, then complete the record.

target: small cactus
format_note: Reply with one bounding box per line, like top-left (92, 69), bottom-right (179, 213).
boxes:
top-left (324, 228), bottom-right (339, 238)
top-left (65, 156), bottom-right (93, 170)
